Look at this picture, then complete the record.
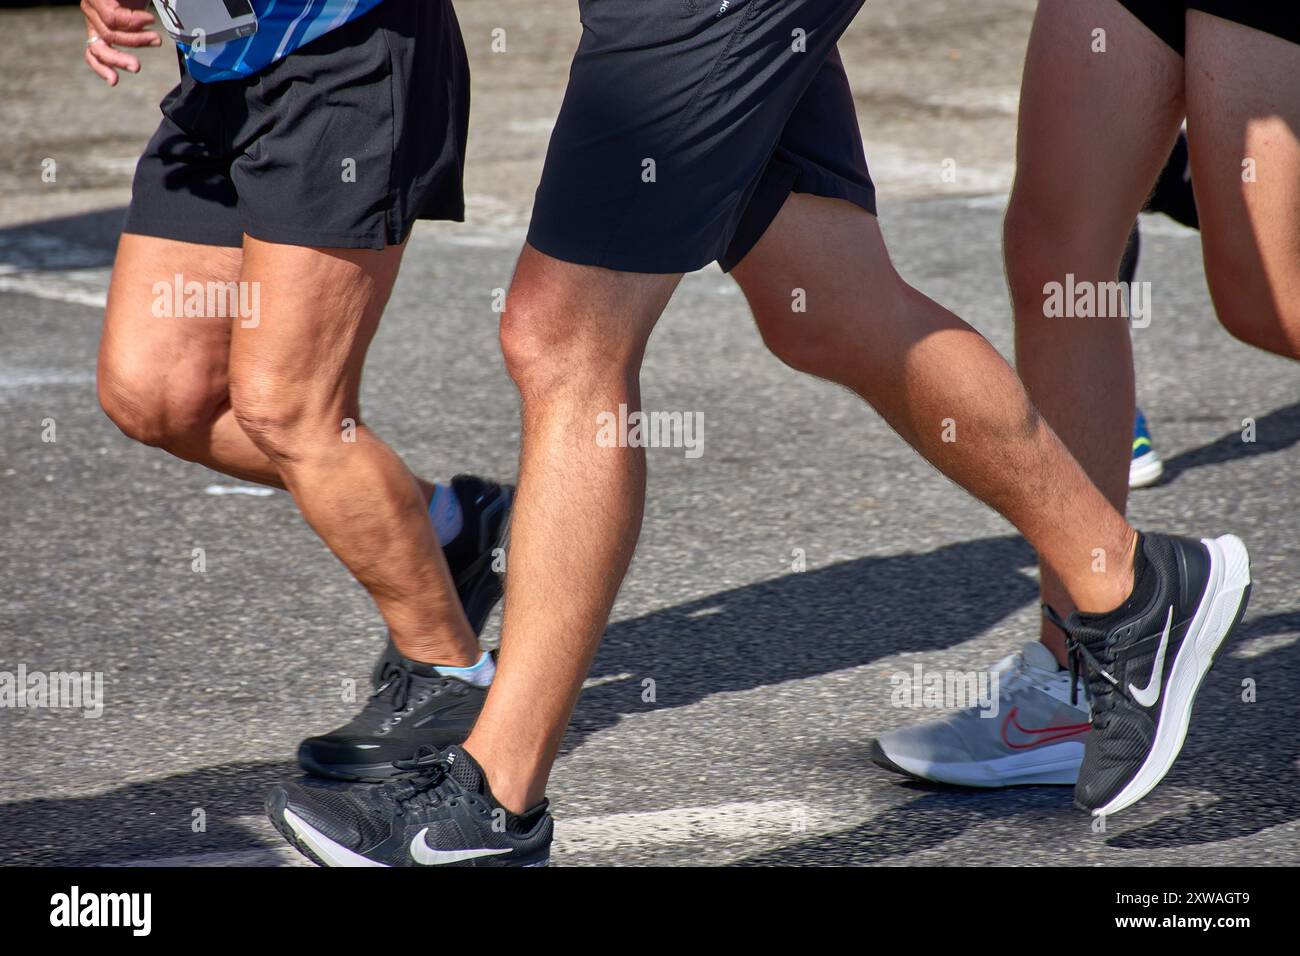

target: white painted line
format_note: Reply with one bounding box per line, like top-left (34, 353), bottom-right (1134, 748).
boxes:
top-left (1231, 631), bottom-right (1300, 660)
top-left (0, 369), bottom-right (95, 389)
top-left (0, 274), bottom-right (107, 309)
top-left (555, 799), bottom-right (823, 855)
top-left (204, 485), bottom-right (276, 497)
top-left (581, 672), bottom-right (633, 690)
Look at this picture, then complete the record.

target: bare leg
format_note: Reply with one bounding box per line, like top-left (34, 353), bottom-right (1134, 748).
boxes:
top-left (222, 237), bottom-right (477, 664)
top-left (1185, 11), bottom-right (1300, 359)
top-left (732, 192), bottom-right (1136, 608)
top-left (1003, 0), bottom-right (1185, 661)
top-left (470, 196), bottom-right (1139, 811)
top-left (98, 235), bottom-right (443, 498)
top-left (463, 246), bottom-right (679, 809)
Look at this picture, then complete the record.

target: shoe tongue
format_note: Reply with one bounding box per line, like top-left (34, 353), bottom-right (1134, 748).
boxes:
top-left (400, 656), bottom-right (445, 680)
top-left (1021, 641), bottom-right (1062, 673)
top-left (442, 745), bottom-right (485, 793)
top-left (1068, 614), bottom-right (1112, 652)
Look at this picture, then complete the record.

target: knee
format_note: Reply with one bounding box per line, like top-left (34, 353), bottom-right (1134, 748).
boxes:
top-left (227, 372), bottom-right (313, 464)
top-left (499, 284), bottom-right (635, 402)
top-left (1203, 257), bottom-right (1300, 360)
top-left (97, 357), bottom-right (216, 452)
top-left (1003, 197), bottom-right (1062, 317)
top-left (750, 273), bottom-right (907, 380)
top-left (752, 304), bottom-right (838, 376)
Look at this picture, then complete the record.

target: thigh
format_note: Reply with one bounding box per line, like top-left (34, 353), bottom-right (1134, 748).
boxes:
top-left (227, 237), bottom-right (406, 422)
top-left (98, 234), bottom-right (243, 421)
top-left (731, 194), bottom-right (894, 319)
top-left (1185, 10), bottom-right (1300, 354)
top-left (1008, 0), bottom-right (1186, 252)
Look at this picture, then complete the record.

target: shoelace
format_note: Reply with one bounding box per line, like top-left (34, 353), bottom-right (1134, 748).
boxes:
top-left (1044, 605), bottom-right (1120, 726)
top-left (382, 746), bottom-right (456, 811)
top-left (370, 660), bottom-right (461, 725)
top-left (374, 661), bottom-right (413, 711)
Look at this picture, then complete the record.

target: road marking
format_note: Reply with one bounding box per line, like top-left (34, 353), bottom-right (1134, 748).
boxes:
top-left (581, 672), bottom-right (633, 690)
top-left (204, 485), bottom-right (276, 497)
top-left (0, 273), bottom-right (107, 308)
top-left (555, 799), bottom-right (823, 855)
top-left (0, 369), bottom-right (96, 389)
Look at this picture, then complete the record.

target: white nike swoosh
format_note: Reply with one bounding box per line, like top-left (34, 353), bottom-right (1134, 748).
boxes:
top-left (1128, 606), bottom-right (1174, 708)
top-left (409, 830), bottom-right (512, 866)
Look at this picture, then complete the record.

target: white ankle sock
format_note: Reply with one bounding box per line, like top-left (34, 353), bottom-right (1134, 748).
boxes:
top-left (433, 651), bottom-right (496, 688)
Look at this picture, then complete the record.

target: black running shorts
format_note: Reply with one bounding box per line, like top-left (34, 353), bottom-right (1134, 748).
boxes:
top-left (124, 0), bottom-right (470, 250)
top-left (1116, 0), bottom-right (1300, 56)
top-left (526, 0), bottom-right (877, 274)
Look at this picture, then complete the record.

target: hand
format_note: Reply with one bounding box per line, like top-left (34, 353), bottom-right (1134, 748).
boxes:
top-left (82, 0), bottom-right (163, 86)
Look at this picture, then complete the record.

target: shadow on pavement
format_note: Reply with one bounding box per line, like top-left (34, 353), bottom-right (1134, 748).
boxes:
top-left (0, 207), bottom-right (124, 272)
top-left (1158, 401), bottom-right (1300, 486)
top-left (2, 533), bottom-right (1040, 865)
top-left (4, 534), bottom-right (1294, 865)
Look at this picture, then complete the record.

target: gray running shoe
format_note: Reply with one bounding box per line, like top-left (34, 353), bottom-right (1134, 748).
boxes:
top-left (870, 642), bottom-right (1091, 787)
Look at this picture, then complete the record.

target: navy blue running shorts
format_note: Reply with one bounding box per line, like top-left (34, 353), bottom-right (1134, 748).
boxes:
top-left (124, 0), bottom-right (470, 251)
top-left (1116, 1), bottom-right (1300, 56)
top-left (526, 0), bottom-right (877, 274)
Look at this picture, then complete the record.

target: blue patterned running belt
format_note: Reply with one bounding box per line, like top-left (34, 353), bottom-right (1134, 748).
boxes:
top-left (180, 0), bottom-right (387, 83)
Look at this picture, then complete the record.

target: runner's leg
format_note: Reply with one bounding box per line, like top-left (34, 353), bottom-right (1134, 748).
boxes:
top-left (1185, 10), bottom-right (1300, 358)
top-left (98, 234), bottom-right (445, 499)
top-left (463, 248), bottom-right (679, 807)
top-left (732, 192), bottom-right (1137, 611)
top-left (227, 237), bottom-right (478, 665)
top-left (1003, 0), bottom-right (1185, 661)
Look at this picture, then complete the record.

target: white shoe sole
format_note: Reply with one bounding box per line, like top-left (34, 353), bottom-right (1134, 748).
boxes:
top-left (283, 808), bottom-right (389, 867)
top-left (883, 741), bottom-right (1084, 787)
top-left (1129, 450), bottom-right (1164, 488)
top-left (1091, 534), bottom-right (1251, 817)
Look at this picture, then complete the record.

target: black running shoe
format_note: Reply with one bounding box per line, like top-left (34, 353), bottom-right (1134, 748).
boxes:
top-left (1047, 532), bottom-right (1251, 817)
top-left (368, 474), bottom-right (512, 689)
top-left (299, 655), bottom-right (488, 782)
top-left (268, 745), bottom-right (552, 867)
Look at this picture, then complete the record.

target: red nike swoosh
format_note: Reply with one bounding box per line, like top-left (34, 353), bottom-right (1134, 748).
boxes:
top-left (1000, 707), bottom-right (1091, 750)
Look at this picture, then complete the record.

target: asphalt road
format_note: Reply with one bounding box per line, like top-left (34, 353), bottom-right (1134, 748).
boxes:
top-left (1, 0), bottom-right (1298, 867)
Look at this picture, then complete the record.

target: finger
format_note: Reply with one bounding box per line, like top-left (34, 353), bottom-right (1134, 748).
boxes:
top-left (84, 45), bottom-right (118, 86)
top-left (84, 6), bottom-right (160, 51)
top-left (87, 0), bottom-right (156, 33)
top-left (91, 41), bottom-right (143, 75)
top-left (103, 28), bottom-right (162, 48)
